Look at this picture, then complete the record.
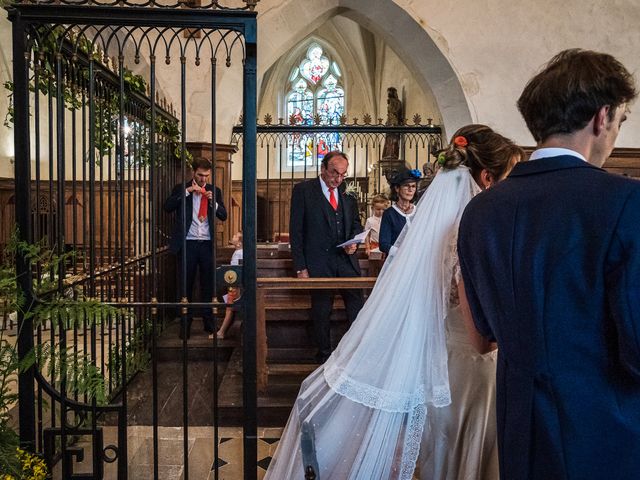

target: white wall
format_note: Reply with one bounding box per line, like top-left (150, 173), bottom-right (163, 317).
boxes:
top-left (396, 0), bottom-right (640, 146)
top-left (0, 9), bottom-right (15, 178)
top-left (1, 0), bottom-right (639, 182)
top-left (253, 0), bottom-right (640, 146)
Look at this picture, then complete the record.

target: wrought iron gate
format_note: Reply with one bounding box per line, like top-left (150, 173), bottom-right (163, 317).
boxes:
top-left (9, 1), bottom-right (257, 478)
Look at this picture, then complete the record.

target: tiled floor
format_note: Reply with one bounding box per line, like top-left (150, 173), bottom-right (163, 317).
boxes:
top-left (10, 317), bottom-right (306, 479)
top-left (62, 425), bottom-right (283, 479)
top-left (214, 428), bottom-right (282, 480)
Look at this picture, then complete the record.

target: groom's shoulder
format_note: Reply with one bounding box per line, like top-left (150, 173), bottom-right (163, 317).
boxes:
top-left (464, 180), bottom-right (512, 211)
top-left (485, 166), bottom-right (639, 198)
top-left (462, 169), bottom-right (640, 227)
top-left (582, 168), bottom-right (640, 201)
top-left (460, 189), bottom-right (497, 230)
top-left (601, 170), bottom-right (640, 189)
top-left (615, 175), bottom-right (640, 206)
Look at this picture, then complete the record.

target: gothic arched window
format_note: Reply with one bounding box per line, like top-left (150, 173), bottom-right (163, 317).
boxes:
top-left (285, 43), bottom-right (344, 168)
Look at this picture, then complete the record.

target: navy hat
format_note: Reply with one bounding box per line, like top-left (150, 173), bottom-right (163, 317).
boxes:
top-left (389, 167), bottom-right (422, 186)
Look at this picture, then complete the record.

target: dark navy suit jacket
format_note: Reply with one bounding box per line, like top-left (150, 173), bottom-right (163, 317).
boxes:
top-left (289, 178), bottom-right (362, 276)
top-left (379, 206), bottom-right (409, 254)
top-left (458, 155), bottom-right (640, 480)
top-left (163, 182), bottom-right (227, 253)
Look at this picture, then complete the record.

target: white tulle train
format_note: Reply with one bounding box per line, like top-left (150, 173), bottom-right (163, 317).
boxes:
top-left (265, 167), bottom-right (481, 480)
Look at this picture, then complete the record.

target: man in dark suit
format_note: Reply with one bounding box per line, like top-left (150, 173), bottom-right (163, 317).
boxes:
top-left (458, 49), bottom-right (640, 479)
top-left (164, 157), bottom-right (227, 338)
top-left (290, 151), bottom-right (364, 363)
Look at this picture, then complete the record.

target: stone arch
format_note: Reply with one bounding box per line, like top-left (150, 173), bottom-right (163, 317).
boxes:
top-left (256, 0), bottom-right (471, 136)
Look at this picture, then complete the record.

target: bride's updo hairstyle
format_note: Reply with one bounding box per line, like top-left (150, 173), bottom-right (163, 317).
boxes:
top-left (438, 124), bottom-right (523, 184)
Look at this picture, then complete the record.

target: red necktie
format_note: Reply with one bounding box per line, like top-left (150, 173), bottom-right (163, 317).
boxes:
top-left (329, 187), bottom-right (338, 211)
top-left (197, 186), bottom-right (208, 222)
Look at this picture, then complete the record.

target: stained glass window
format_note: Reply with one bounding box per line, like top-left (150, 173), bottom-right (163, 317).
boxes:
top-left (287, 79), bottom-right (313, 126)
top-left (317, 75), bottom-right (344, 126)
top-left (285, 42), bottom-right (345, 168)
top-left (300, 44), bottom-right (330, 85)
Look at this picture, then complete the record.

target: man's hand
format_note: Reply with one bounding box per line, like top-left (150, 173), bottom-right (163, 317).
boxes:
top-left (343, 244), bottom-right (358, 255)
top-left (186, 180), bottom-right (200, 194)
top-left (297, 269), bottom-right (309, 278)
top-left (205, 190), bottom-right (213, 201)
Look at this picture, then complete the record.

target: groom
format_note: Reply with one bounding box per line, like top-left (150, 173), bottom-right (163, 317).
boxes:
top-left (458, 49), bottom-right (640, 479)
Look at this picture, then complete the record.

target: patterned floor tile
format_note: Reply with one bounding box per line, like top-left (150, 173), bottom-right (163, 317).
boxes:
top-left (256, 456), bottom-right (272, 470)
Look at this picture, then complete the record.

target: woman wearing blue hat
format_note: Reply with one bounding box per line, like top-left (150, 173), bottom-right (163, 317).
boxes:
top-left (379, 167), bottom-right (422, 255)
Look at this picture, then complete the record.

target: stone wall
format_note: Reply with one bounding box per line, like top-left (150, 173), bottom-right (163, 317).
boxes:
top-left (1, 0), bottom-right (639, 178)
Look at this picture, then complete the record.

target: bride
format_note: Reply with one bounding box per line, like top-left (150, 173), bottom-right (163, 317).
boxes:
top-left (265, 125), bottom-right (523, 480)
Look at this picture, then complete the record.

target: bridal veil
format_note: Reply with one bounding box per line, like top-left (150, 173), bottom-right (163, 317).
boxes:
top-left (265, 166), bottom-right (481, 480)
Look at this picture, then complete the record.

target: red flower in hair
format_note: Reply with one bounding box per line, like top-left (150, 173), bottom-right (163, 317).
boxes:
top-left (454, 136), bottom-right (468, 147)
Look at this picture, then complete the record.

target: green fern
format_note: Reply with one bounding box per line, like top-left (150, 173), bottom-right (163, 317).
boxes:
top-left (0, 233), bottom-right (148, 472)
top-left (0, 339), bottom-right (30, 476)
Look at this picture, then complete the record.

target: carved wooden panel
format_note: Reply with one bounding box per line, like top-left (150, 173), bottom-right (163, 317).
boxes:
top-left (521, 147), bottom-right (640, 178)
top-left (232, 178), bottom-right (298, 242)
top-left (602, 148), bottom-right (640, 178)
top-left (2, 148), bottom-right (638, 252)
top-left (0, 179), bottom-right (167, 259)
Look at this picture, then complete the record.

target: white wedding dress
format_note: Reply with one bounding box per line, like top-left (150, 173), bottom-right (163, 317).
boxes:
top-left (265, 167), bottom-right (498, 480)
top-left (417, 304), bottom-right (498, 479)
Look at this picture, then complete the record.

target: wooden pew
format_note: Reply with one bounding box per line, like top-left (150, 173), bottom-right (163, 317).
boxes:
top-left (256, 277), bottom-right (377, 393)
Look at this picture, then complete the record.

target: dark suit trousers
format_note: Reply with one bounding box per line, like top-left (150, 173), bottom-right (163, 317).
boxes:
top-left (311, 254), bottom-right (364, 357)
top-left (180, 240), bottom-right (215, 332)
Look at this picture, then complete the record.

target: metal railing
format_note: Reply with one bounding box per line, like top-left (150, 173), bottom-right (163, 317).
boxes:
top-left (9, 2), bottom-right (257, 478)
top-left (231, 119), bottom-right (443, 242)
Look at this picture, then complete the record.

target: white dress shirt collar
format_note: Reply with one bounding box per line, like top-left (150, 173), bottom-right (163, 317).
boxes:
top-left (529, 147), bottom-right (587, 162)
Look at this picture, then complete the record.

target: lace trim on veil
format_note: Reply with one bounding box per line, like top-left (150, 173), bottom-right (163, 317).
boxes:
top-left (325, 362), bottom-right (451, 412)
top-left (324, 362), bottom-right (430, 480)
top-left (400, 403), bottom-right (427, 480)
top-left (324, 362), bottom-right (424, 412)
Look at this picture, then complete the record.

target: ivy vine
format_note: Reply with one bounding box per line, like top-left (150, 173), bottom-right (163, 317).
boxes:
top-left (3, 26), bottom-right (192, 167)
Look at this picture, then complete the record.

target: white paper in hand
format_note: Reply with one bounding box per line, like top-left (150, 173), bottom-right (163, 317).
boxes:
top-left (336, 229), bottom-right (371, 248)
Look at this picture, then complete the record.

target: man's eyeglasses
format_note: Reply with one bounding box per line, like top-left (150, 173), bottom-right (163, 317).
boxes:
top-left (327, 169), bottom-right (347, 179)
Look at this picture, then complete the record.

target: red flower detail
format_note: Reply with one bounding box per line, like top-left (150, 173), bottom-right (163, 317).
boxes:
top-left (454, 136), bottom-right (468, 147)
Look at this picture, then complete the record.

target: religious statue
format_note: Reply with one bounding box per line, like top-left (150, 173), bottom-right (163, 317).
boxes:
top-left (381, 87), bottom-right (402, 160)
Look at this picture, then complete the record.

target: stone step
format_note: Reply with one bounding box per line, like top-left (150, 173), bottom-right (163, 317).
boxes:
top-left (155, 319), bottom-right (239, 362)
top-left (267, 348), bottom-right (319, 365)
top-left (217, 347), bottom-right (319, 426)
top-left (265, 308), bottom-right (349, 321)
top-left (266, 322), bottom-right (349, 348)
